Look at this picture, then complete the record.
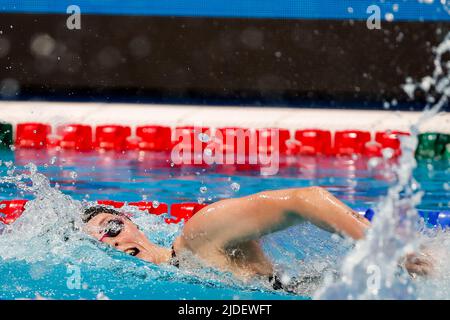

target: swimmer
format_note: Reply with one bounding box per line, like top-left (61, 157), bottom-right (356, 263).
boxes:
top-left (82, 187), bottom-right (433, 291)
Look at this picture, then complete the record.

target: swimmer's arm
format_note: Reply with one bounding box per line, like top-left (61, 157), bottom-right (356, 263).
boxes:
top-left (180, 187), bottom-right (370, 252)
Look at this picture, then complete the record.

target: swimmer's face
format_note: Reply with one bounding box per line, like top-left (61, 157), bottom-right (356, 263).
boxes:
top-left (84, 212), bottom-right (159, 263)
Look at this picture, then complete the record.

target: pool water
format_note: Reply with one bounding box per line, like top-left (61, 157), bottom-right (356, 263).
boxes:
top-left (0, 149), bottom-right (448, 300)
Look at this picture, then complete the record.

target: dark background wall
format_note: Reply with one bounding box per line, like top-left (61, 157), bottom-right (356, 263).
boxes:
top-left (0, 13), bottom-right (448, 110)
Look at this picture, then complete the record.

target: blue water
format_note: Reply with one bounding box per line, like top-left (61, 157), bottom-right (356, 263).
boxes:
top-left (0, 149), bottom-right (448, 299)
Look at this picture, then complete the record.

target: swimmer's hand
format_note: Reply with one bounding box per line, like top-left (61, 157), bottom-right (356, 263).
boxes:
top-left (403, 252), bottom-right (434, 278)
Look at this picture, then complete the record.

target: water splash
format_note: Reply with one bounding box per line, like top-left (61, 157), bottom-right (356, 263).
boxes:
top-left (315, 33), bottom-right (450, 300)
top-left (415, 230), bottom-right (450, 299)
top-left (0, 163), bottom-right (85, 262)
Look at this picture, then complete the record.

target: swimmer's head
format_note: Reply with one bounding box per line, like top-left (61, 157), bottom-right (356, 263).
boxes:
top-left (82, 206), bottom-right (169, 264)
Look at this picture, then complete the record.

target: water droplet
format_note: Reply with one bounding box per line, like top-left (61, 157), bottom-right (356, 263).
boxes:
top-left (96, 292), bottom-right (109, 300)
top-left (203, 148), bottom-right (212, 156)
top-left (385, 13), bottom-right (394, 22)
top-left (280, 273), bottom-right (291, 285)
top-left (402, 82), bottom-right (416, 99)
top-left (152, 200), bottom-right (160, 208)
top-left (70, 171), bottom-right (77, 179)
top-left (230, 182), bottom-right (240, 192)
top-left (198, 133), bottom-right (210, 143)
top-left (382, 148), bottom-right (395, 159)
top-left (200, 186), bottom-right (207, 193)
top-left (368, 157), bottom-right (380, 169)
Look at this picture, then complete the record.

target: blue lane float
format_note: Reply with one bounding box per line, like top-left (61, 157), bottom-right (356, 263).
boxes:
top-left (358, 208), bottom-right (450, 228)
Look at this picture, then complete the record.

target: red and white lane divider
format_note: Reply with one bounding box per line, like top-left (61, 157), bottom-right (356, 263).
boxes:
top-left (0, 199), bottom-right (207, 225)
top-left (95, 200), bottom-right (207, 224)
top-left (13, 122), bottom-right (409, 157)
top-left (3, 199), bottom-right (449, 228)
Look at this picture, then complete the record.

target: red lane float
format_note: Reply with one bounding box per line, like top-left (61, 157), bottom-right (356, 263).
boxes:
top-left (56, 124), bottom-right (93, 151)
top-left (174, 126), bottom-right (210, 152)
top-left (294, 129), bottom-right (332, 155)
top-left (334, 130), bottom-right (371, 155)
top-left (16, 123), bottom-right (51, 149)
top-left (0, 199), bottom-right (203, 225)
top-left (257, 128), bottom-right (290, 155)
top-left (135, 125), bottom-right (172, 151)
top-left (375, 131), bottom-right (410, 156)
top-left (95, 125), bottom-right (131, 151)
top-left (96, 200), bottom-right (169, 215)
top-left (165, 203), bottom-right (208, 224)
top-left (0, 200), bottom-right (28, 224)
top-left (13, 122), bottom-right (412, 159)
top-left (362, 141), bottom-right (383, 157)
top-left (362, 131), bottom-right (410, 157)
top-left (96, 200), bottom-right (125, 208)
top-left (170, 126), bottom-right (212, 167)
top-left (215, 127), bottom-right (291, 156)
top-left (95, 200), bottom-right (207, 223)
top-left (128, 201), bottom-right (168, 215)
top-left (95, 201), bottom-right (206, 223)
top-left (92, 201), bottom-right (205, 223)
top-left (217, 127), bottom-right (254, 156)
